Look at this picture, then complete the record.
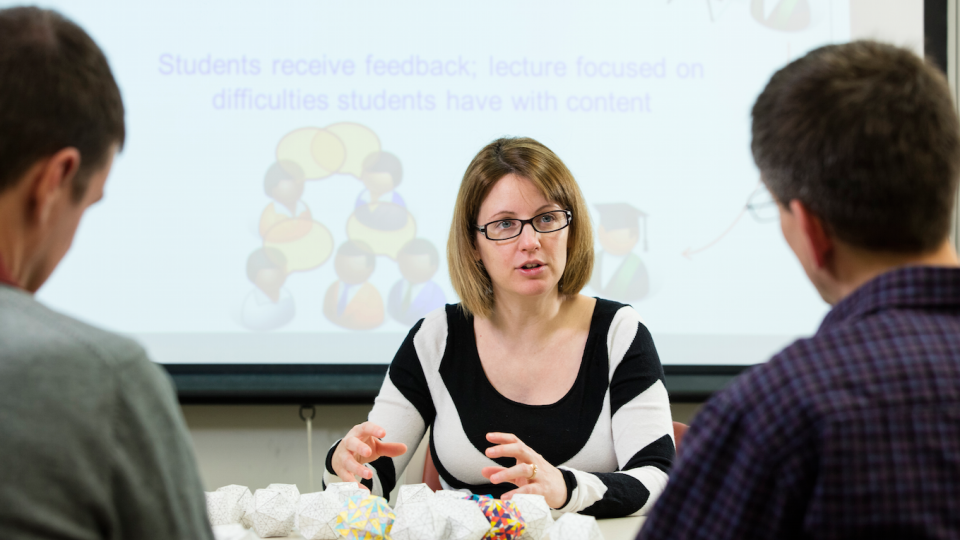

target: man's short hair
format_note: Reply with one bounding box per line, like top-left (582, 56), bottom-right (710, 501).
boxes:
top-left (752, 40), bottom-right (960, 252)
top-left (0, 7), bottom-right (125, 201)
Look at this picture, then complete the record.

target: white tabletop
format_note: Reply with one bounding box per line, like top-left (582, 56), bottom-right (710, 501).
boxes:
top-left (214, 516), bottom-right (644, 540)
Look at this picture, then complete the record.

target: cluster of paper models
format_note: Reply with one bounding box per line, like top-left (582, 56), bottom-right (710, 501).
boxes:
top-left (334, 493), bottom-right (395, 539)
top-left (204, 482), bottom-right (605, 540)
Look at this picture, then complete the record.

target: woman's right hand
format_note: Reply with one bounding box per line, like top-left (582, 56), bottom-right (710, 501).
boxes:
top-left (332, 422), bottom-right (408, 485)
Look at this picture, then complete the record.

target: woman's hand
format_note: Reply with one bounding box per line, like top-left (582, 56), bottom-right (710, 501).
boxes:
top-left (332, 422), bottom-right (407, 486)
top-left (481, 432), bottom-right (567, 509)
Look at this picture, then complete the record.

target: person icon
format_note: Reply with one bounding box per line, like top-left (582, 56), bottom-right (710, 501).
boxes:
top-left (353, 151), bottom-right (410, 232)
top-left (323, 241), bottom-right (384, 330)
top-left (356, 151), bottom-right (405, 208)
top-left (346, 151), bottom-right (417, 259)
top-left (257, 160), bottom-right (334, 272)
top-left (241, 247), bottom-right (295, 331)
top-left (591, 203), bottom-right (650, 302)
top-left (259, 160), bottom-right (311, 237)
top-left (387, 238), bottom-right (446, 325)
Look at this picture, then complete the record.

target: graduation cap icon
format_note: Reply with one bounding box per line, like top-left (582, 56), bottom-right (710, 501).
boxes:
top-left (595, 203), bottom-right (649, 252)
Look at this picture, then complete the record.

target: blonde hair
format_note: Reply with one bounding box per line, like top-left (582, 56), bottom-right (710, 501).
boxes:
top-left (447, 137), bottom-right (594, 318)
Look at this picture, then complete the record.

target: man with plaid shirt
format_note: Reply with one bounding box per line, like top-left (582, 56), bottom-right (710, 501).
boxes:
top-left (639, 42), bottom-right (960, 539)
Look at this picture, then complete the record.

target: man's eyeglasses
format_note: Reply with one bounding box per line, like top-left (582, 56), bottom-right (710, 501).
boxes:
top-left (476, 210), bottom-right (572, 241)
top-left (746, 184), bottom-right (779, 223)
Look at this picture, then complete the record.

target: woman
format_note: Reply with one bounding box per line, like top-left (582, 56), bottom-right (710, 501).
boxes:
top-left (325, 137), bottom-right (674, 517)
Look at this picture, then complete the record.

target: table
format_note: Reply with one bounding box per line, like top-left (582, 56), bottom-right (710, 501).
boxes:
top-left (214, 516), bottom-right (645, 540)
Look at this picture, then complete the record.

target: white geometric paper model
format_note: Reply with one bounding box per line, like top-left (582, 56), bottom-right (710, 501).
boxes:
top-left (266, 484), bottom-right (300, 529)
top-left (325, 481), bottom-right (366, 504)
top-left (297, 491), bottom-right (342, 540)
top-left (435, 489), bottom-right (471, 500)
top-left (511, 494), bottom-right (554, 540)
top-left (206, 491), bottom-right (236, 527)
top-left (542, 513), bottom-right (604, 540)
top-left (215, 485), bottom-right (253, 527)
top-left (395, 483), bottom-right (435, 509)
top-left (431, 496), bottom-right (491, 540)
top-left (266, 483), bottom-right (301, 505)
top-left (250, 488), bottom-right (296, 537)
top-left (390, 501), bottom-right (448, 540)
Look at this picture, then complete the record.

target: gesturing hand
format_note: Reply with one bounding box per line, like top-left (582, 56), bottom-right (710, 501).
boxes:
top-left (481, 432), bottom-right (568, 509)
top-left (332, 422), bottom-right (407, 486)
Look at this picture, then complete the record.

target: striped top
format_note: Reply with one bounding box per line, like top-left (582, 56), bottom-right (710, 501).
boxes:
top-left (325, 299), bottom-right (674, 517)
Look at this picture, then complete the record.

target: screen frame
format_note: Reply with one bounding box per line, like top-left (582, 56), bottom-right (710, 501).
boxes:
top-left (165, 0), bottom-right (949, 404)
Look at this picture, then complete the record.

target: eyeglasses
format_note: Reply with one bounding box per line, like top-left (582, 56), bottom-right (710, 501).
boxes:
top-left (746, 184), bottom-right (779, 223)
top-left (476, 210), bottom-right (572, 241)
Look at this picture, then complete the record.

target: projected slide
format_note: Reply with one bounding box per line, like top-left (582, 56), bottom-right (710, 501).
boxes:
top-left (33, 0), bottom-right (923, 365)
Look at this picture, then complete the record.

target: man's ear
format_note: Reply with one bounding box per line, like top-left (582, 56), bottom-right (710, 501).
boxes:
top-left (789, 199), bottom-right (832, 269)
top-left (29, 148), bottom-right (81, 225)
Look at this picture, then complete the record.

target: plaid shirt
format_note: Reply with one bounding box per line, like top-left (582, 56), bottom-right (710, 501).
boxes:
top-left (638, 266), bottom-right (960, 540)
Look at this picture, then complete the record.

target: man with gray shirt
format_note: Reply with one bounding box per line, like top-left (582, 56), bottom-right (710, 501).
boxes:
top-left (0, 7), bottom-right (213, 539)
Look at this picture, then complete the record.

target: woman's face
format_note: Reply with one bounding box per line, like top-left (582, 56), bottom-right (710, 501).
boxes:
top-left (474, 174), bottom-right (568, 301)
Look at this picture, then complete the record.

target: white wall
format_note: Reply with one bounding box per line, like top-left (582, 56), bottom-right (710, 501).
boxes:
top-left (181, 402), bottom-right (702, 496)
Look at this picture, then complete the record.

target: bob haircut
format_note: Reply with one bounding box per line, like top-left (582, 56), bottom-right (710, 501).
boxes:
top-left (448, 137), bottom-right (594, 318)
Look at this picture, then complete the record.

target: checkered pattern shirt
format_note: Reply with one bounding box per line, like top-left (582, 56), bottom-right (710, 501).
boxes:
top-left (638, 266), bottom-right (960, 540)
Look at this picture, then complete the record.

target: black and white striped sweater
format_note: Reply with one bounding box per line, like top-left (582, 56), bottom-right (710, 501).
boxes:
top-left (324, 299), bottom-right (674, 517)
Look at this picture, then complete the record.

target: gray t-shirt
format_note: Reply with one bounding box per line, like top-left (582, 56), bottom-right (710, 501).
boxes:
top-left (0, 285), bottom-right (213, 540)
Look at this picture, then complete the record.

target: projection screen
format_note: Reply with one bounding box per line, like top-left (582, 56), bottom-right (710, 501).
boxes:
top-left (29, 0), bottom-right (925, 371)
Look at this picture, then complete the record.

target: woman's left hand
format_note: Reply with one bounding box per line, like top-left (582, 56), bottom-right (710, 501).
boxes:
top-left (481, 432), bottom-right (567, 509)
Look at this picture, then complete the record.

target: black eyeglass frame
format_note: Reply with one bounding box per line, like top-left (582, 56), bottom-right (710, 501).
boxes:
top-left (745, 200), bottom-right (780, 223)
top-left (476, 210), bottom-right (573, 241)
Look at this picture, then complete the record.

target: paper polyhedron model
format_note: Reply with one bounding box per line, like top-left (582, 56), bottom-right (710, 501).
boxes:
top-left (325, 481), bottom-right (366, 504)
top-left (206, 491), bottom-right (236, 527)
top-left (390, 501), bottom-right (448, 540)
top-left (215, 485), bottom-right (253, 528)
top-left (250, 488), bottom-right (296, 537)
top-left (334, 493), bottom-right (395, 540)
top-left (476, 497), bottom-right (526, 540)
top-left (542, 513), bottom-right (604, 540)
top-left (395, 482), bottom-right (435, 509)
top-left (266, 483), bottom-right (301, 505)
top-left (511, 494), bottom-right (554, 540)
top-left (435, 489), bottom-right (471, 500)
top-left (297, 491), bottom-right (342, 540)
top-left (266, 483), bottom-right (301, 529)
top-left (431, 496), bottom-right (491, 540)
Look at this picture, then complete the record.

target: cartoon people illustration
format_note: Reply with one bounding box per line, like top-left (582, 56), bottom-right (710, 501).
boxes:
top-left (240, 124), bottom-right (422, 332)
top-left (323, 241), bottom-right (384, 330)
top-left (241, 247), bottom-right (295, 331)
top-left (388, 238), bottom-right (446, 325)
top-left (591, 203), bottom-right (650, 302)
